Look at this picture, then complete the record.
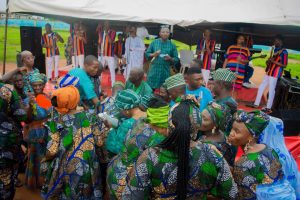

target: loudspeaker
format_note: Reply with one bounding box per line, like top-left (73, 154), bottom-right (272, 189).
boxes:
top-left (271, 109), bottom-right (300, 136)
top-left (20, 26), bottom-right (45, 73)
top-left (34, 54), bottom-right (46, 74)
top-left (84, 25), bottom-right (98, 57)
top-left (20, 26), bottom-right (42, 56)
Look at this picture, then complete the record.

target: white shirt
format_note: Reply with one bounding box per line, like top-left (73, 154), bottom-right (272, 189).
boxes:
top-left (124, 36), bottom-right (145, 68)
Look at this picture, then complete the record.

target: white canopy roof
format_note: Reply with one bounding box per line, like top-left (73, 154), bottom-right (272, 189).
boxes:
top-left (0, 0), bottom-right (7, 13)
top-left (9, 0), bottom-right (300, 27)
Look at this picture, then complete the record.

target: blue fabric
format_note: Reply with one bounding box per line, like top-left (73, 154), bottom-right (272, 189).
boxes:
top-left (56, 74), bottom-right (80, 89)
top-left (68, 68), bottom-right (96, 100)
top-left (256, 179), bottom-right (296, 200)
top-left (244, 64), bottom-right (254, 83)
top-left (24, 98), bottom-right (49, 120)
top-left (185, 86), bottom-right (213, 112)
top-left (259, 116), bottom-right (300, 199)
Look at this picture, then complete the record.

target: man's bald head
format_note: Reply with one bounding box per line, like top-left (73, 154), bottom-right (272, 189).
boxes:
top-left (84, 55), bottom-right (103, 77)
top-left (129, 68), bottom-right (144, 85)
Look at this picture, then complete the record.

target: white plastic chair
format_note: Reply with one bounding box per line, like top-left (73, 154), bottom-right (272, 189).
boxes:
top-left (179, 50), bottom-right (194, 74)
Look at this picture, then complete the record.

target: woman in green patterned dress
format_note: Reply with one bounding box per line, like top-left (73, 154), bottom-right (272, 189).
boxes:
top-left (41, 86), bottom-right (103, 199)
top-left (0, 83), bottom-right (27, 200)
top-left (105, 89), bottom-right (146, 155)
top-left (0, 51), bottom-right (40, 93)
top-left (122, 100), bottom-right (237, 200)
top-left (199, 102), bottom-right (237, 167)
top-left (228, 110), bottom-right (295, 200)
top-left (107, 96), bottom-right (169, 199)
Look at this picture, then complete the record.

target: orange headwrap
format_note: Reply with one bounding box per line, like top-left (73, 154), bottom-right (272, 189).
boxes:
top-left (51, 86), bottom-right (80, 114)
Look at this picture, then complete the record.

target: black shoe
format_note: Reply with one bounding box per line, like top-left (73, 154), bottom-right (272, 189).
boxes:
top-left (261, 107), bottom-right (272, 114)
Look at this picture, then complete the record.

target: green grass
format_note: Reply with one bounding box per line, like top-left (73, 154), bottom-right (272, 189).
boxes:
top-left (0, 26), bottom-right (71, 63)
top-left (288, 54), bottom-right (300, 60)
top-left (1, 26), bottom-right (299, 77)
top-left (252, 52), bottom-right (300, 78)
top-left (0, 26), bottom-right (193, 64)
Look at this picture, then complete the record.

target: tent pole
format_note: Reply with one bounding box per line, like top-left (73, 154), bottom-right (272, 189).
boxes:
top-left (2, 0), bottom-right (9, 75)
top-left (190, 31), bottom-right (193, 50)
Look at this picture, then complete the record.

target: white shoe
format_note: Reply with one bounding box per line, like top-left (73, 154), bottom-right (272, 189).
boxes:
top-left (243, 82), bottom-right (256, 88)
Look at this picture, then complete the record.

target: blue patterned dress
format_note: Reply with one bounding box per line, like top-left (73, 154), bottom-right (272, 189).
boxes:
top-left (24, 95), bottom-right (50, 189)
top-left (41, 111), bottom-right (103, 200)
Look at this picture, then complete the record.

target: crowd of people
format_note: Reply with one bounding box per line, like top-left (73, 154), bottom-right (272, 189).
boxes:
top-left (0, 22), bottom-right (299, 200)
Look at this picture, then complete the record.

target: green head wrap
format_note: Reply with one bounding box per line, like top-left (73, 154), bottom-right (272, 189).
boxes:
top-left (205, 102), bottom-right (233, 134)
top-left (115, 89), bottom-right (141, 110)
top-left (146, 105), bottom-right (170, 128)
top-left (29, 72), bottom-right (47, 84)
top-left (164, 73), bottom-right (186, 90)
top-left (212, 68), bottom-right (236, 82)
top-left (234, 110), bottom-right (270, 138)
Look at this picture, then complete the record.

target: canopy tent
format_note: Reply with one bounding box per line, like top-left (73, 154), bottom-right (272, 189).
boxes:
top-left (0, 0), bottom-right (6, 13)
top-left (7, 0), bottom-right (300, 50)
top-left (8, 0), bottom-right (300, 26)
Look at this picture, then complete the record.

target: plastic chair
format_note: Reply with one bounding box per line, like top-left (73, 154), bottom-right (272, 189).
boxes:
top-left (179, 50), bottom-right (194, 74)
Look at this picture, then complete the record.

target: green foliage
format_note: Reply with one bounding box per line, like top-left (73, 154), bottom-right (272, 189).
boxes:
top-left (0, 26), bottom-right (70, 63)
top-left (252, 52), bottom-right (300, 78)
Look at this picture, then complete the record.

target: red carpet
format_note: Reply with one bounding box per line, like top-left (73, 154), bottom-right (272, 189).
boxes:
top-left (285, 136), bottom-right (300, 171)
top-left (234, 87), bottom-right (266, 104)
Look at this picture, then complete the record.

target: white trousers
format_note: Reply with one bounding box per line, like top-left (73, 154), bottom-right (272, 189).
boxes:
top-left (254, 75), bottom-right (278, 109)
top-left (201, 69), bottom-right (210, 86)
top-left (72, 54), bottom-right (85, 69)
top-left (46, 56), bottom-right (59, 79)
top-left (99, 56), bottom-right (115, 86)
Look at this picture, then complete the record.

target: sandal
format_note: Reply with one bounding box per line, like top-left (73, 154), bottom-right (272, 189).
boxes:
top-left (261, 107), bottom-right (272, 114)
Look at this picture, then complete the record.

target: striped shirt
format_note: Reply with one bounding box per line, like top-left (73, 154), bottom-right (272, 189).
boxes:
top-left (225, 45), bottom-right (251, 89)
top-left (41, 32), bottom-right (59, 57)
top-left (196, 39), bottom-right (215, 70)
top-left (73, 33), bottom-right (86, 56)
top-left (267, 48), bottom-right (288, 78)
top-left (114, 41), bottom-right (125, 58)
top-left (98, 30), bottom-right (116, 57)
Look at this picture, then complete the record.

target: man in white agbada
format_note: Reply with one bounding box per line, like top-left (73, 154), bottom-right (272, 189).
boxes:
top-left (123, 26), bottom-right (145, 80)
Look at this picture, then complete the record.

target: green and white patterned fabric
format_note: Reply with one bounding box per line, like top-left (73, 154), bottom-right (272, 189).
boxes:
top-left (212, 68), bottom-right (236, 82)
